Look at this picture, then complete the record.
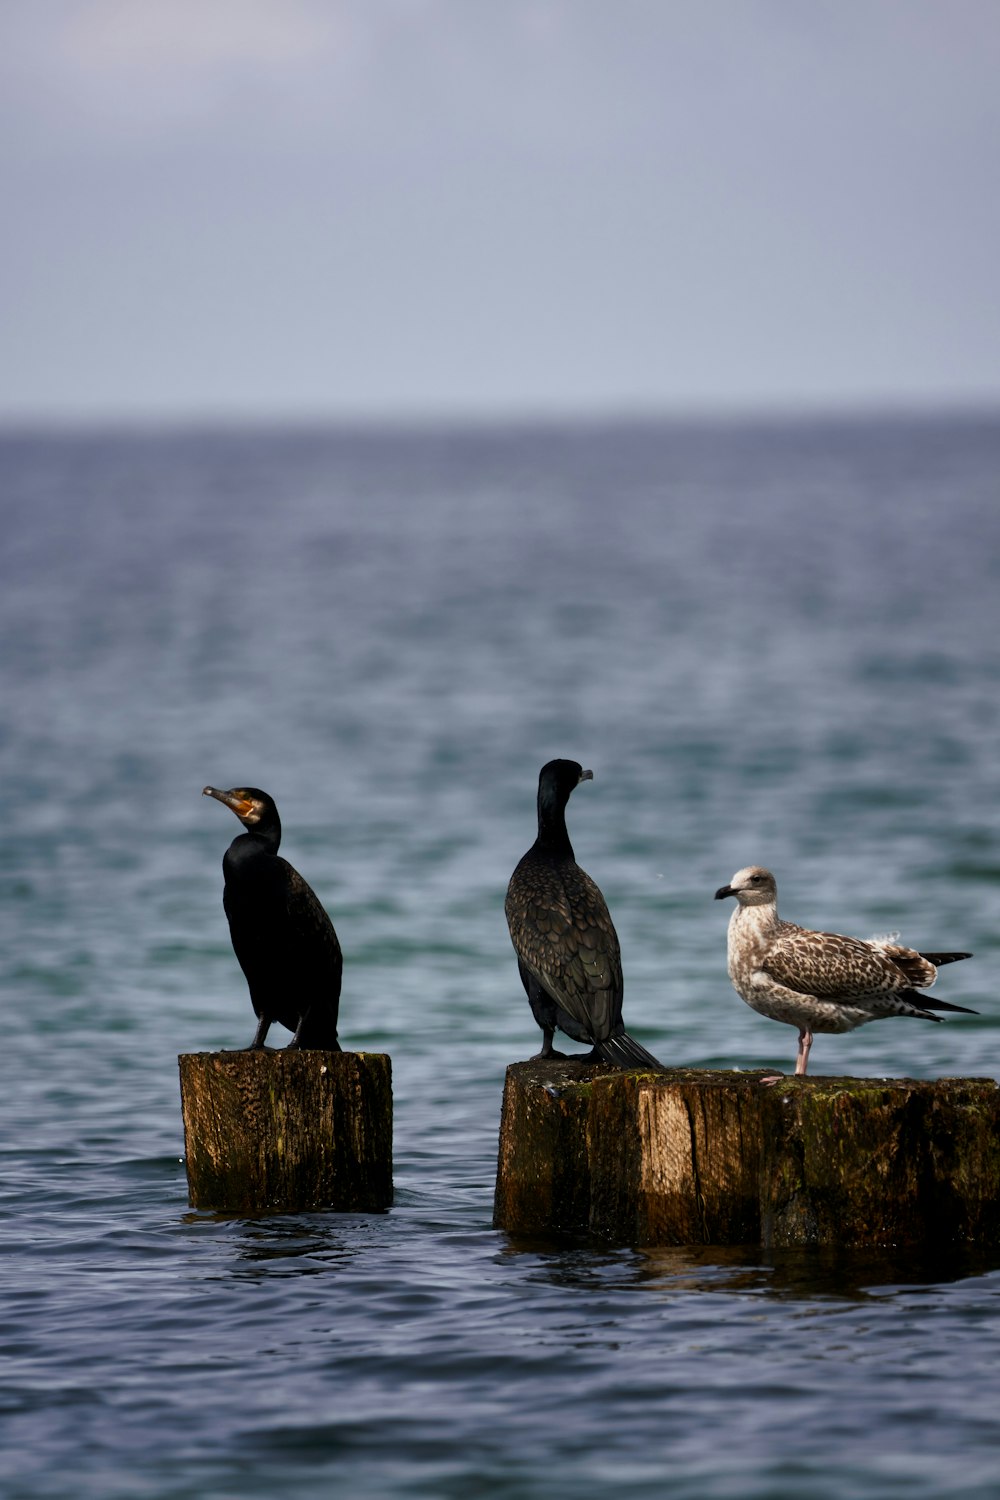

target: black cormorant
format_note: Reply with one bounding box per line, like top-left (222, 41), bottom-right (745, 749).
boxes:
top-left (505, 759), bottom-right (662, 1068)
top-left (203, 786), bottom-right (342, 1050)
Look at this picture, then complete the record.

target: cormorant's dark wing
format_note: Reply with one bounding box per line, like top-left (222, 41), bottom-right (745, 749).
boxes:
top-left (277, 859), bottom-right (342, 1045)
top-left (506, 854), bottom-right (622, 1042)
top-left (281, 861), bottom-right (343, 970)
top-left (278, 860), bottom-right (343, 1007)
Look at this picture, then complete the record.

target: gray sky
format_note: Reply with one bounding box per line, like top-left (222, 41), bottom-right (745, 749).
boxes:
top-left (2, 0), bottom-right (999, 421)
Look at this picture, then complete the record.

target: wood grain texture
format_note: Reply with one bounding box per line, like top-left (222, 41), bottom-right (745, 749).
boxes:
top-left (494, 1062), bottom-right (1000, 1249)
top-left (179, 1050), bottom-right (392, 1213)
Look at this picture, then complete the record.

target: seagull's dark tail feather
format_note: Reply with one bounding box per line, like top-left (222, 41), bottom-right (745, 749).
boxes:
top-left (916, 995), bottom-right (979, 1015)
top-left (596, 1031), bottom-right (664, 1070)
top-left (920, 951), bottom-right (973, 967)
top-left (899, 988), bottom-right (979, 1018)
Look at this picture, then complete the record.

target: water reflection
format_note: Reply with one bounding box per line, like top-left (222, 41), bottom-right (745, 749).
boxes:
top-left (182, 1210), bottom-right (368, 1279)
top-left (499, 1233), bottom-right (1000, 1300)
top-left (641, 1243), bottom-right (1000, 1298)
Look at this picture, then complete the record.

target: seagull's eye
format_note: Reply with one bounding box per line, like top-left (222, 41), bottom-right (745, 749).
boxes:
top-left (749, 875), bottom-right (762, 884)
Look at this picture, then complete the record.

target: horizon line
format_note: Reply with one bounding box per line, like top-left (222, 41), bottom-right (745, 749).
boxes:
top-left (2, 391), bottom-right (1000, 437)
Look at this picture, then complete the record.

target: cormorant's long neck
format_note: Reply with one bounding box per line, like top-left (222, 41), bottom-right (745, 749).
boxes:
top-left (229, 819), bottom-right (281, 864)
top-left (536, 789), bottom-right (574, 859)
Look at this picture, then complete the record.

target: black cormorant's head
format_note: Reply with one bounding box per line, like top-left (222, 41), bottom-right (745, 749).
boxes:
top-left (203, 785), bottom-right (280, 835)
top-left (536, 759), bottom-right (593, 820)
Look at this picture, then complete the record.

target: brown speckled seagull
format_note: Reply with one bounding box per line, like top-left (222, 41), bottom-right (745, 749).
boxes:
top-left (714, 865), bottom-right (975, 1076)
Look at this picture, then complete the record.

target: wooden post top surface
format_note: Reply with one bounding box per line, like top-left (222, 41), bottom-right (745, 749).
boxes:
top-left (500, 1058), bottom-right (999, 1092)
top-left (178, 1046), bottom-right (390, 1066)
top-left (495, 1060), bottom-right (1000, 1249)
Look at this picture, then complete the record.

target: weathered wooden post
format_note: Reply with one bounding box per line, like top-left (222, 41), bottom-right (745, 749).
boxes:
top-left (492, 1061), bottom-right (595, 1237)
top-left (586, 1067), bottom-right (764, 1245)
top-left (494, 1062), bottom-right (1000, 1250)
top-left (179, 1049), bottom-right (392, 1214)
top-left (759, 1076), bottom-right (1000, 1249)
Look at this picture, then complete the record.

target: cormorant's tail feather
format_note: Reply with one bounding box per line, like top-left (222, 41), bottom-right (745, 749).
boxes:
top-left (596, 1031), bottom-right (664, 1070)
top-left (920, 951), bottom-right (972, 967)
top-left (288, 1022), bottom-right (342, 1050)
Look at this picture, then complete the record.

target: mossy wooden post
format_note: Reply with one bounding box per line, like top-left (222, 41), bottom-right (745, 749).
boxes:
top-left (760, 1077), bottom-right (1000, 1249)
top-left (179, 1050), bottom-right (392, 1214)
top-left (493, 1061), bottom-right (594, 1235)
top-left (494, 1062), bottom-right (1000, 1250)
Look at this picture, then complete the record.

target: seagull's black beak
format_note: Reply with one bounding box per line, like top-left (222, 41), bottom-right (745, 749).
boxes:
top-left (579, 768), bottom-right (594, 784)
top-left (714, 884), bottom-right (734, 900)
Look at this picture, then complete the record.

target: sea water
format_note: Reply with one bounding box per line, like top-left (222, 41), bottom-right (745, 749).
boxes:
top-left (1, 414), bottom-right (999, 1498)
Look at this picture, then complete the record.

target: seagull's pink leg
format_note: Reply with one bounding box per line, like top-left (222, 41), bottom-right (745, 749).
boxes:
top-left (794, 1029), bottom-right (813, 1076)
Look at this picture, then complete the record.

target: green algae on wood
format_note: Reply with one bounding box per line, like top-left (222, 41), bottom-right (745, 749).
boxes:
top-left (494, 1062), bottom-right (1000, 1250)
top-left (493, 1062), bottom-right (595, 1235)
top-left (178, 1049), bottom-right (393, 1214)
top-left (760, 1076), bottom-right (1000, 1249)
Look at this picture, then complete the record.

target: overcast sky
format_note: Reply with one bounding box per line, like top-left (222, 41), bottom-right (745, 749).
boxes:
top-left (2, 1), bottom-right (999, 422)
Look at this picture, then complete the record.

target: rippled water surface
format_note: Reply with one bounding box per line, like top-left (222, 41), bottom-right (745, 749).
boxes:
top-left (2, 415), bottom-right (1000, 1498)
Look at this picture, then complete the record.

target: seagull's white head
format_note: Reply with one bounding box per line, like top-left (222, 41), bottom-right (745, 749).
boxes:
top-left (714, 865), bottom-right (777, 907)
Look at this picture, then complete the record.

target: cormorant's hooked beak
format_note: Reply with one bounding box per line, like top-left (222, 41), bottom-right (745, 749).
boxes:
top-left (203, 786), bottom-right (255, 821)
top-left (714, 884), bottom-right (735, 900)
top-left (579, 768), bottom-right (594, 784)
